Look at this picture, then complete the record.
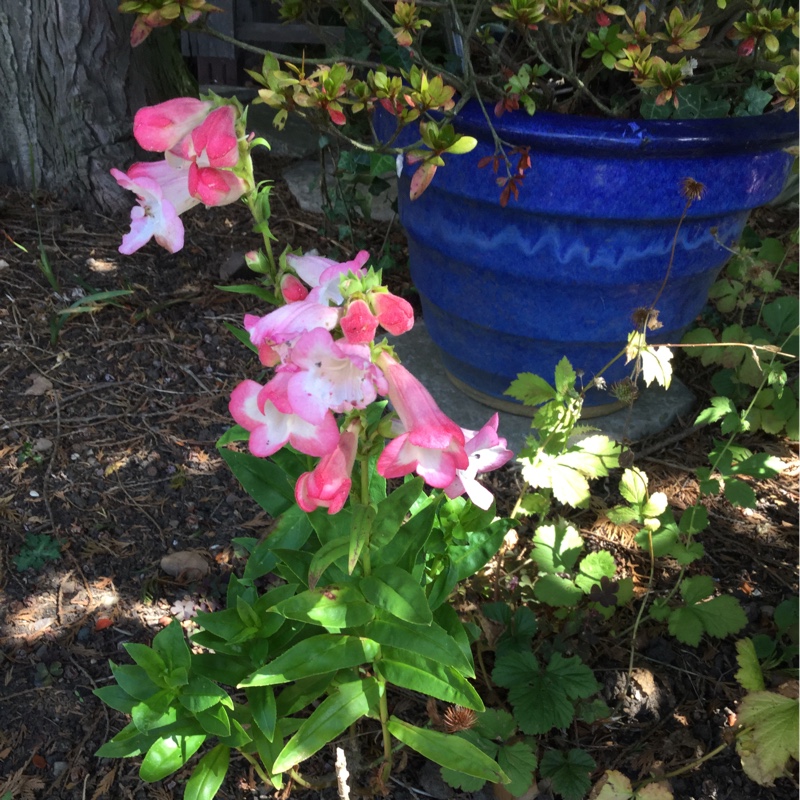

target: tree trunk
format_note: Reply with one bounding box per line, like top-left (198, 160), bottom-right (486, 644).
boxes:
top-left (0, 0), bottom-right (197, 211)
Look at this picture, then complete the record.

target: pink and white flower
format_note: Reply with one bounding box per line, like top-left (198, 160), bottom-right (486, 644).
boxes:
top-left (295, 424), bottom-right (359, 515)
top-left (443, 414), bottom-right (513, 509)
top-left (282, 328), bottom-right (388, 424)
top-left (229, 376), bottom-right (340, 458)
top-left (280, 274), bottom-right (310, 304)
top-left (287, 250), bottom-right (370, 306)
top-left (243, 301), bottom-right (341, 352)
top-left (110, 161), bottom-right (199, 254)
top-left (133, 98), bottom-right (213, 153)
top-left (376, 352), bottom-right (468, 488)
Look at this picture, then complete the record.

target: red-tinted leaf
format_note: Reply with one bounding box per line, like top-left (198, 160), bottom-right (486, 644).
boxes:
top-left (33, 754), bottom-right (47, 769)
top-left (409, 162), bottom-right (437, 200)
top-left (95, 617), bottom-right (114, 631)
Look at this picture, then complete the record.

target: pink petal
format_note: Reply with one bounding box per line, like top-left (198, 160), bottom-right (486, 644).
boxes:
top-left (133, 98), bottom-right (212, 152)
top-left (191, 106), bottom-right (240, 167)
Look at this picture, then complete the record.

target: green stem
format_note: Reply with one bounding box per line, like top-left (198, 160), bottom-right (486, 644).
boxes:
top-left (377, 680), bottom-right (393, 784)
top-left (246, 192), bottom-right (277, 284)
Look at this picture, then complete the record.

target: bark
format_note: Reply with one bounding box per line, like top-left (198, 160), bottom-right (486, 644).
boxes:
top-left (0, 0), bottom-right (196, 211)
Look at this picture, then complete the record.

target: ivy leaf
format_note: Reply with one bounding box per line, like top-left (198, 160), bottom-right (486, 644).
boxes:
top-left (539, 748), bottom-right (596, 800)
top-left (737, 690), bottom-right (800, 786)
top-left (735, 638), bottom-right (765, 692)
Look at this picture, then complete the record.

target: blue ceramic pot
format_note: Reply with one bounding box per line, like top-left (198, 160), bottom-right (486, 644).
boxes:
top-left (390, 103), bottom-right (798, 412)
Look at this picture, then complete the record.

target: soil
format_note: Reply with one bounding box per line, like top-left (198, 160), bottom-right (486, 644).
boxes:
top-left (0, 153), bottom-right (797, 800)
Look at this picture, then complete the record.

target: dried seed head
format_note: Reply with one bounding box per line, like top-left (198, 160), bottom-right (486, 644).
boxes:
top-left (631, 307), bottom-right (663, 331)
top-left (681, 177), bottom-right (706, 202)
top-left (443, 705), bottom-right (477, 733)
top-left (610, 378), bottom-right (639, 406)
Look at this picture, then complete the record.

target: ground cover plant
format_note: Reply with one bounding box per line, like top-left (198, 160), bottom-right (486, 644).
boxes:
top-left (0, 102), bottom-right (797, 800)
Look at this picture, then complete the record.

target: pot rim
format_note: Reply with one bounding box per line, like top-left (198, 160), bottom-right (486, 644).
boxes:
top-left (452, 100), bottom-right (799, 156)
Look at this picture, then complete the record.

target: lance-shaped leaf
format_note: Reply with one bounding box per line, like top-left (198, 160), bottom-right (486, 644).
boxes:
top-left (364, 617), bottom-right (474, 676)
top-left (240, 635), bottom-right (379, 687)
top-left (139, 733), bottom-right (206, 782)
top-left (376, 647), bottom-right (483, 710)
top-left (271, 585), bottom-right (374, 629)
top-left (360, 565), bottom-right (432, 625)
top-left (308, 535), bottom-right (350, 590)
top-left (387, 717), bottom-right (508, 783)
top-left (184, 744), bottom-right (230, 800)
top-left (272, 679), bottom-right (380, 774)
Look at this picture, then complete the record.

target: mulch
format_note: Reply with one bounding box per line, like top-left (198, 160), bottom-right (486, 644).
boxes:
top-left (0, 153), bottom-right (797, 800)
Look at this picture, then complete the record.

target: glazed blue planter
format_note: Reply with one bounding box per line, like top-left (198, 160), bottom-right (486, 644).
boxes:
top-left (389, 103), bottom-right (798, 413)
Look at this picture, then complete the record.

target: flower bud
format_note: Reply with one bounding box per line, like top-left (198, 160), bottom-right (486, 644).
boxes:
top-left (280, 273), bottom-right (309, 303)
top-left (371, 291), bottom-right (414, 335)
top-left (341, 299), bottom-right (379, 343)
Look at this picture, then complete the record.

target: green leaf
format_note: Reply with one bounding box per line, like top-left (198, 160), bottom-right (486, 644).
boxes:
top-left (449, 520), bottom-right (511, 582)
top-left (387, 717), bottom-right (508, 783)
top-left (122, 644), bottom-right (167, 684)
top-left (110, 663), bottom-right (161, 701)
top-left (179, 675), bottom-right (233, 713)
top-left (735, 638), bottom-right (766, 692)
top-left (539, 748), bottom-right (596, 800)
top-left (575, 550), bottom-right (616, 594)
top-left (139, 733), bottom-right (206, 782)
top-left (737, 691), bottom-right (799, 786)
top-left (271, 585), bottom-right (374, 629)
top-left (364, 617), bottom-right (474, 675)
top-left (531, 519), bottom-right (583, 573)
top-left (272, 679), bottom-right (380, 773)
top-left (94, 721), bottom-right (156, 758)
top-left (618, 467), bottom-right (649, 506)
top-left (679, 504), bottom-right (708, 535)
top-left (546, 653), bottom-right (601, 700)
top-left (534, 574), bottom-right (583, 607)
top-left (153, 619), bottom-right (192, 673)
top-left (498, 741), bottom-right (539, 798)
top-left (131, 689), bottom-right (178, 732)
top-left (669, 595), bottom-right (747, 646)
top-left (377, 648), bottom-right (484, 710)
top-left (94, 685), bottom-right (137, 715)
top-left (247, 686), bottom-right (277, 742)
top-left (522, 452), bottom-right (591, 507)
top-left (217, 448), bottom-right (296, 518)
top-left (275, 673), bottom-right (335, 717)
top-left (371, 477), bottom-right (425, 547)
top-left (474, 708), bottom-right (517, 742)
top-left (681, 575), bottom-right (715, 605)
top-left (554, 357), bottom-right (577, 396)
top-left (184, 744), bottom-right (230, 800)
top-left (492, 650), bottom-right (539, 689)
top-left (506, 373), bottom-right (557, 406)
top-left (348, 503), bottom-right (375, 574)
top-left (195, 705), bottom-right (231, 738)
top-left (308, 535), bottom-right (350, 590)
top-left (724, 478), bottom-right (757, 508)
top-left (360, 566), bottom-right (432, 625)
top-left (240, 635), bottom-right (379, 686)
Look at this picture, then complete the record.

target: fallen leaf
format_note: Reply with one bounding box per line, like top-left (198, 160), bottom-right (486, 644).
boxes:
top-left (160, 551), bottom-right (209, 581)
top-left (94, 617), bottom-right (114, 632)
top-left (32, 754), bottom-right (47, 769)
top-left (24, 375), bottom-right (53, 396)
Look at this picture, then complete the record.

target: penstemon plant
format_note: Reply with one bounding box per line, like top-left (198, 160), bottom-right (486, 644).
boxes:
top-left (94, 95), bottom-right (517, 794)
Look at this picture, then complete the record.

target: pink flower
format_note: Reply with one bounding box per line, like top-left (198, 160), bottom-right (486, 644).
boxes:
top-left (371, 291), bottom-right (414, 335)
top-left (282, 328), bottom-right (388, 424)
top-left (376, 352), bottom-right (468, 488)
top-left (229, 377), bottom-right (340, 458)
top-left (443, 414), bottom-right (513, 509)
top-left (341, 299), bottom-right (379, 343)
top-left (280, 274), bottom-right (310, 304)
top-left (295, 425), bottom-right (359, 514)
top-left (111, 161), bottom-right (198, 254)
top-left (596, 10), bottom-right (611, 27)
top-left (244, 301), bottom-right (341, 352)
top-left (133, 98), bottom-right (213, 152)
top-left (286, 250), bottom-right (370, 306)
top-left (166, 105), bottom-right (249, 207)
